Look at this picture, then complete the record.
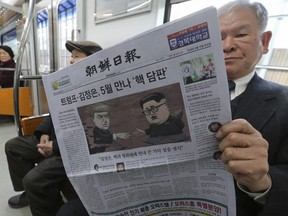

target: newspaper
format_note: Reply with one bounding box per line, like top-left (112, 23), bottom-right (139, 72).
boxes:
top-left (42, 6), bottom-right (236, 216)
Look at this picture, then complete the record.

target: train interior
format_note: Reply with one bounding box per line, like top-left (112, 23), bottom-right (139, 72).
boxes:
top-left (0, 0), bottom-right (288, 215)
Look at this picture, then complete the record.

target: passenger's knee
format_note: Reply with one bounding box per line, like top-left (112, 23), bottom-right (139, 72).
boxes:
top-left (23, 169), bottom-right (40, 191)
top-left (5, 137), bottom-right (18, 153)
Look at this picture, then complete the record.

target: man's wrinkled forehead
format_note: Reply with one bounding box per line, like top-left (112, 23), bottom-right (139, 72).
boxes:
top-left (94, 112), bottom-right (109, 117)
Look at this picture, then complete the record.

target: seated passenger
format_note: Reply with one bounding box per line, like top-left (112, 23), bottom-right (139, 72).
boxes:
top-left (5, 40), bottom-right (102, 216)
top-left (57, 1), bottom-right (288, 216)
top-left (0, 45), bottom-right (16, 88)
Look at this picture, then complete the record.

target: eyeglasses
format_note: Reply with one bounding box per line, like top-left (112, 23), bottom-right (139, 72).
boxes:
top-left (143, 102), bottom-right (166, 116)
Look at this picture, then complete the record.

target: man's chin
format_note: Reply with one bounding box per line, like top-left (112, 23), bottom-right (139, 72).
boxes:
top-left (152, 121), bottom-right (167, 125)
top-left (150, 121), bottom-right (160, 125)
top-left (226, 69), bottom-right (239, 79)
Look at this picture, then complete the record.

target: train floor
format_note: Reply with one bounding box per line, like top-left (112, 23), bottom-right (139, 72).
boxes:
top-left (0, 116), bottom-right (32, 216)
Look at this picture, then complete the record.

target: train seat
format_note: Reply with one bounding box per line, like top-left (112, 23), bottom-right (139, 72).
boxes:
top-left (21, 113), bottom-right (49, 136)
top-left (0, 87), bottom-right (34, 117)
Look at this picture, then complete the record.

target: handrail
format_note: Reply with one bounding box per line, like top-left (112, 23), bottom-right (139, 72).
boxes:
top-left (13, 0), bottom-right (36, 136)
top-left (255, 65), bottom-right (288, 71)
top-left (0, 68), bottom-right (30, 72)
top-left (20, 75), bottom-right (42, 80)
top-left (0, 68), bottom-right (15, 71)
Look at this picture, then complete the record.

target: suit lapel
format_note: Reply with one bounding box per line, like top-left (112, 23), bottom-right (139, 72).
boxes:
top-left (233, 74), bottom-right (277, 131)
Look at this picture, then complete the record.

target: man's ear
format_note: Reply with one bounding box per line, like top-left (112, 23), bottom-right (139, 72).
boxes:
top-left (262, 31), bottom-right (272, 54)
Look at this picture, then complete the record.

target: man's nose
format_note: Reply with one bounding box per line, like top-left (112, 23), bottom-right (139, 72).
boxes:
top-left (222, 36), bottom-right (236, 53)
top-left (101, 118), bottom-right (108, 122)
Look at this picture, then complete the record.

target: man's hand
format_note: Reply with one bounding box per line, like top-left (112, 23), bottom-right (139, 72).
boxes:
top-left (116, 132), bottom-right (131, 140)
top-left (215, 119), bottom-right (271, 192)
top-left (37, 134), bottom-right (53, 157)
top-left (133, 128), bottom-right (145, 137)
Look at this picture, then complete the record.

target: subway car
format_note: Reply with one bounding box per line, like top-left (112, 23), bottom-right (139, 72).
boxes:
top-left (0, 0), bottom-right (288, 215)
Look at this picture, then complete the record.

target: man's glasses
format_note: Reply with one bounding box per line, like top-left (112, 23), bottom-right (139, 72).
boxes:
top-left (143, 103), bottom-right (166, 116)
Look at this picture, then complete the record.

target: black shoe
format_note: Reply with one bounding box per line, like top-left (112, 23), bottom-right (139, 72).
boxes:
top-left (8, 192), bottom-right (29, 208)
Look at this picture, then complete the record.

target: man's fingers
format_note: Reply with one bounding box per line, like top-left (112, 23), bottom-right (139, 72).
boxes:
top-left (221, 147), bottom-right (268, 165)
top-left (219, 133), bottom-right (268, 151)
top-left (216, 119), bottom-right (261, 139)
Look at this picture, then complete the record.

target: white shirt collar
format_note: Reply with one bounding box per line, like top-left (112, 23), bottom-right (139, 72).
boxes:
top-left (230, 71), bottom-right (255, 100)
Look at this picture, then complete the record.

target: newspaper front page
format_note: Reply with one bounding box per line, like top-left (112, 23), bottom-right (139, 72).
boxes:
top-left (42, 7), bottom-right (236, 216)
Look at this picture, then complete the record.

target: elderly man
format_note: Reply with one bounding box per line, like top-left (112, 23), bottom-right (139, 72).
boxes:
top-left (217, 1), bottom-right (288, 215)
top-left (58, 1), bottom-right (288, 215)
top-left (5, 40), bottom-right (102, 216)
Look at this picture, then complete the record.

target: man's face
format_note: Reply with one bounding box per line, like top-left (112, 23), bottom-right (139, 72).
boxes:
top-left (92, 112), bottom-right (110, 130)
top-left (70, 49), bottom-right (88, 64)
top-left (211, 124), bottom-right (219, 131)
top-left (117, 164), bottom-right (125, 172)
top-left (219, 7), bottom-right (270, 80)
top-left (182, 64), bottom-right (193, 77)
top-left (143, 98), bottom-right (170, 125)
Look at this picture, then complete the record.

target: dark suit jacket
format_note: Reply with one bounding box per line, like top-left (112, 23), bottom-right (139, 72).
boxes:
top-left (93, 127), bottom-right (113, 144)
top-left (232, 74), bottom-right (288, 216)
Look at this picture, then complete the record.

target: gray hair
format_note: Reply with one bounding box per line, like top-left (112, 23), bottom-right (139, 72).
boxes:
top-left (218, 0), bottom-right (268, 33)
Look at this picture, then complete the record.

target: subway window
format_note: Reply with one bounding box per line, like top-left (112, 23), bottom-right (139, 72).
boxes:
top-left (36, 9), bottom-right (50, 73)
top-left (58, 0), bottom-right (77, 69)
top-left (1, 28), bottom-right (17, 58)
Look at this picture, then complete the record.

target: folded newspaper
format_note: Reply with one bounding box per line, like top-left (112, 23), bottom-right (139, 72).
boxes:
top-left (42, 6), bottom-right (235, 216)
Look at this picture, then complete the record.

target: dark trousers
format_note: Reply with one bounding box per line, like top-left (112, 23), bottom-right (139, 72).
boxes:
top-left (23, 156), bottom-right (68, 216)
top-left (5, 136), bottom-right (43, 191)
top-left (56, 198), bottom-right (89, 216)
top-left (5, 136), bottom-right (72, 216)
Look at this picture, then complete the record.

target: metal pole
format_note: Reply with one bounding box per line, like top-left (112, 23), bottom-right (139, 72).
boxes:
top-left (13, 0), bottom-right (36, 136)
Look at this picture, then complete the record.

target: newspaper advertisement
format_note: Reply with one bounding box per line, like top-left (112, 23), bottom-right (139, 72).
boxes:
top-left (42, 6), bottom-right (236, 216)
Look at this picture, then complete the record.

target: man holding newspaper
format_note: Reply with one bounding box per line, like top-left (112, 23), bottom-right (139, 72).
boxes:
top-left (216, 1), bottom-right (288, 215)
top-left (55, 0), bottom-right (288, 215)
